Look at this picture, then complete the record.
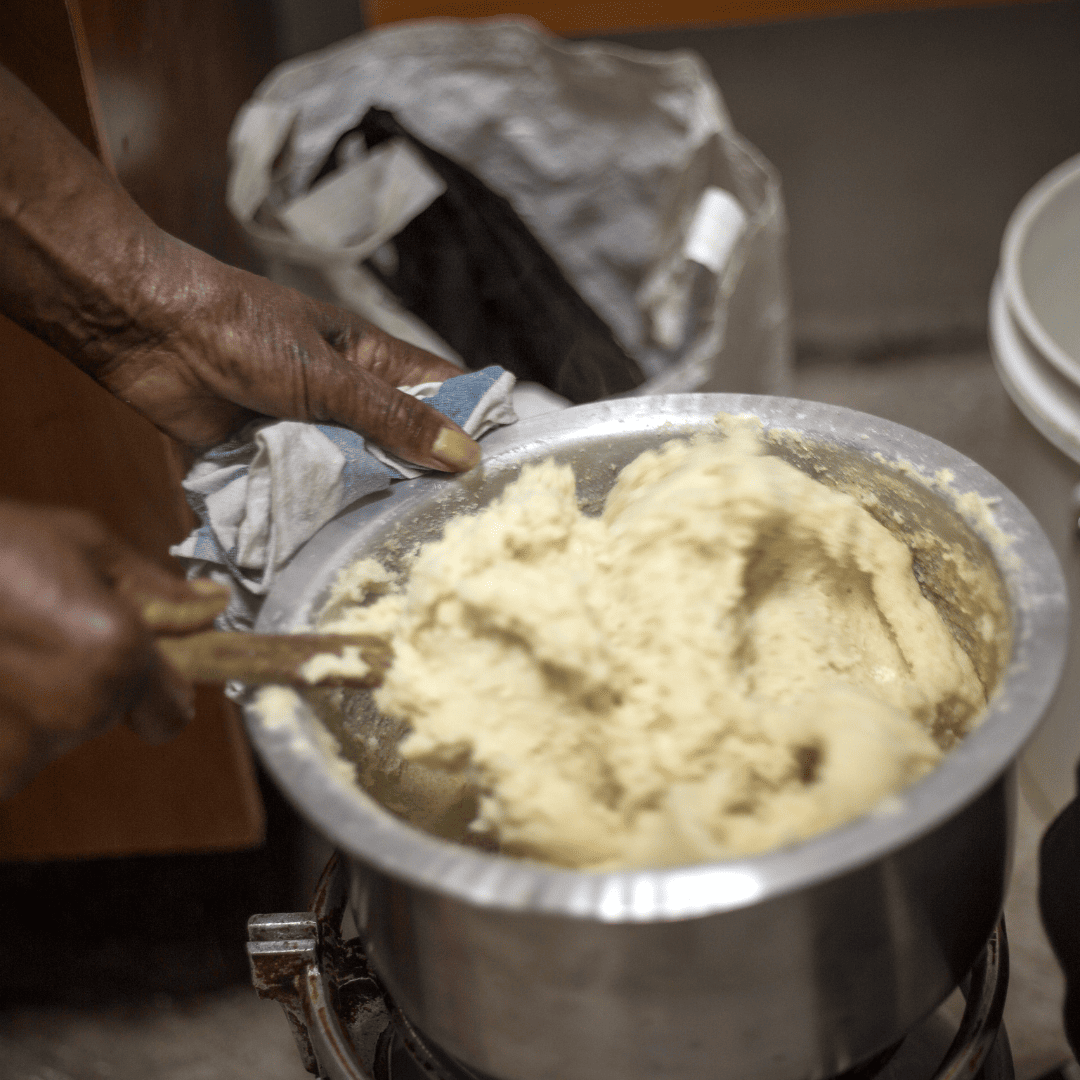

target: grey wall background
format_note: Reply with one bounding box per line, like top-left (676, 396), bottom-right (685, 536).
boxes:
top-left (608, 2), bottom-right (1080, 357)
top-left (266, 0), bottom-right (1080, 359)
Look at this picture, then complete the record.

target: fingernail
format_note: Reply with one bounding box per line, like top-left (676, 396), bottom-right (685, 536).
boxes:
top-left (188, 579), bottom-right (230, 598)
top-left (431, 428), bottom-right (481, 471)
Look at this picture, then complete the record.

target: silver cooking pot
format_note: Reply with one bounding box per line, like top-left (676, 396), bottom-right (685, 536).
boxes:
top-left (246, 394), bottom-right (1067, 1080)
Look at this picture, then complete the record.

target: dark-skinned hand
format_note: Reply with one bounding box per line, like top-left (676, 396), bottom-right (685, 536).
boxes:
top-left (0, 63), bottom-right (479, 470)
top-left (95, 237), bottom-right (477, 468)
top-left (0, 63), bottom-right (480, 793)
top-left (0, 502), bottom-right (233, 797)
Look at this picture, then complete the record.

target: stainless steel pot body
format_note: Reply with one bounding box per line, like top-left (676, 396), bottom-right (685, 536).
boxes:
top-left (347, 776), bottom-right (1012, 1080)
top-left (248, 395), bottom-right (1067, 1080)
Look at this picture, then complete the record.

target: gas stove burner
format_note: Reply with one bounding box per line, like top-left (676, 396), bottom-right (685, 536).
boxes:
top-left (247, 854), bottom-right (1014, 1080)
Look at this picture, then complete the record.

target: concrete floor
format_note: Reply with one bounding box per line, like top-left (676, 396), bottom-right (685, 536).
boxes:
top-left (4, 2), bottom-right (1080, 1078)
top-left (0, 991), bottom-right (307, 1080)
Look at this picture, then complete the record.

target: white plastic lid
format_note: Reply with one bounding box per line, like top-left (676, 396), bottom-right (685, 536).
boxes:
top-left (1000, 151), bottom-right (1080, 389)
top-left (989, 274), bottom-right (1080, 467)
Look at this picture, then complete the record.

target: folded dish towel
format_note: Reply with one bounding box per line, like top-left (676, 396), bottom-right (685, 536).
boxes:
top-left (171, 366), bottom-right (529, 629)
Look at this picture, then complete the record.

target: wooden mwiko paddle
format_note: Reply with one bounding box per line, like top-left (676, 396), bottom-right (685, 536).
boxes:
top-left (135, 587), bottom-right (391, 689)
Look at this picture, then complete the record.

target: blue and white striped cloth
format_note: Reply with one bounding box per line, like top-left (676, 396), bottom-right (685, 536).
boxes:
top-left (171, 366), bottom-right (526, 629)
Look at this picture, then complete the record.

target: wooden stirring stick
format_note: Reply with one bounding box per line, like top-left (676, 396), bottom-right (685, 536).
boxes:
top-left (156, 631), bottom-right (391, 689)
top-left (133, 587), bottom-right (390, 689)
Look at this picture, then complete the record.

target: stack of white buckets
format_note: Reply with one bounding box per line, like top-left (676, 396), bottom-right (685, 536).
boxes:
top-left (990, 151), bottom-right (1080, 821)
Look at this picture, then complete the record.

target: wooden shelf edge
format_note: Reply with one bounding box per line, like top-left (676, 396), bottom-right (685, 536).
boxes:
top-left (364, 0), bottom-right (1051, 37)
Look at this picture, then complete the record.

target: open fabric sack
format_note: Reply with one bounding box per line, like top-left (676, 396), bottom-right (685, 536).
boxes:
top-left (226, 17), bottom-right (792, 399)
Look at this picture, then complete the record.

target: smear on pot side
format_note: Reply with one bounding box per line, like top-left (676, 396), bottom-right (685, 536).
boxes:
top-left (319, 422), bottom-right (986, 870)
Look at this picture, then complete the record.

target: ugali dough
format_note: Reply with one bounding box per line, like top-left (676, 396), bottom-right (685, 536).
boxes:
top-left (320, 423), bottom-right (986, 870)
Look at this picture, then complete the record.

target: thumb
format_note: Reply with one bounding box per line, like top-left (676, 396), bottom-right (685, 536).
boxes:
top-left (74, 528), bottom-right (203, 745)
top-left (120, 578), bottom-right (232, 635)
top-left (313, 355), bottom-right (481, 473)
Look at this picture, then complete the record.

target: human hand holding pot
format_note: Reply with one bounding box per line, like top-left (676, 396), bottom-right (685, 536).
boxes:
top-left (0, 62), bottom-right (480, 471)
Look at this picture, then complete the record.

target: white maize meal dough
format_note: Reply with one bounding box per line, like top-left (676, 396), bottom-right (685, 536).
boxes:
top-left (321, 423), bottom-right (986, 870)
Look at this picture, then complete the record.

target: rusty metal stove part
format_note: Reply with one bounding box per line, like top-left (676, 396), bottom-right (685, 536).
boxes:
top-left (249, 853), bottom-right (1012, 1080)
top-left (248, 853), bottom-right (392, 1080)
top-left (940, 922), bottom-right (1010, 1080)
top-left (247, 912), bottom-right (320, 1072)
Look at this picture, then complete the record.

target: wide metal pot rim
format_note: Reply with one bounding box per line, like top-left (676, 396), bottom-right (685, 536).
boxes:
top-left (246, 393), bottom-right (1068, 923)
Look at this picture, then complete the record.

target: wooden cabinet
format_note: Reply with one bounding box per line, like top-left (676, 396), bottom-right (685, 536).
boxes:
top-left (0, 0), bottom-right (270, 860)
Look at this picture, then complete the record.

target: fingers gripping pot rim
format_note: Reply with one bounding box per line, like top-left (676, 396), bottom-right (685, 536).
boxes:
top-left (243, 394), bottom-right (1067, 1080)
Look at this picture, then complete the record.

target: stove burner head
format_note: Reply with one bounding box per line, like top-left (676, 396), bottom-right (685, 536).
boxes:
top-left (247, 855), bottom-right (1015, 1080)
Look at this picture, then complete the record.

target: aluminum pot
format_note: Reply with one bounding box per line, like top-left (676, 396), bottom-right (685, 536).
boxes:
top-left (246, 394), bottom-right (1067, 1080)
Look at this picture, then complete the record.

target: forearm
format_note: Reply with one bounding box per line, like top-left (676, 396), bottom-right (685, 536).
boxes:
top-left (0, 63), bottom-right (182, 375)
